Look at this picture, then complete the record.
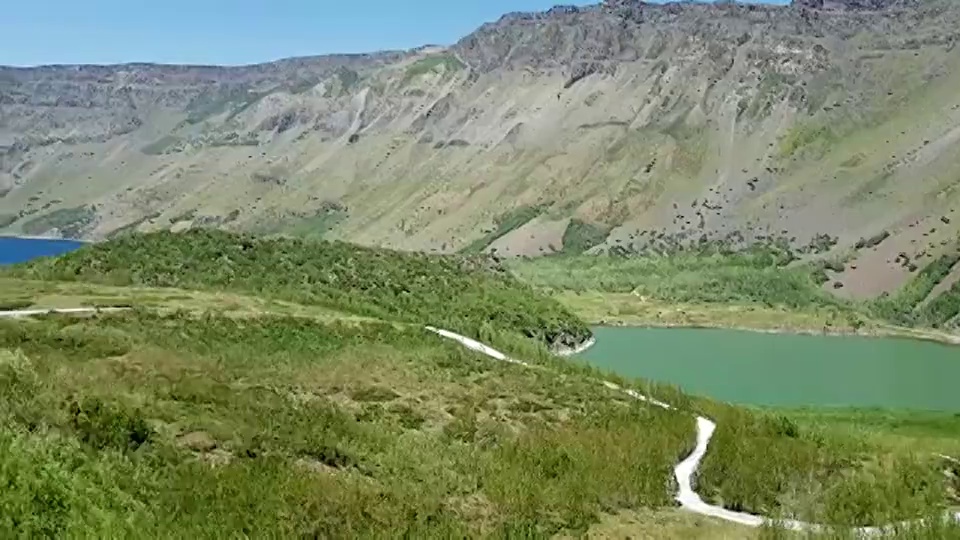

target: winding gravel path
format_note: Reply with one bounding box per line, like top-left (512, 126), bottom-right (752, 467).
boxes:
top-left (0, 307), bottom-right (130, 318)
top-left (425, 326), bottom-right (960, 537)
top-left (1, 308), bottom-right (956, 534)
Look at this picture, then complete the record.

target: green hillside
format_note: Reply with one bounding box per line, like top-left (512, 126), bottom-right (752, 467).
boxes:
top-left (0, 232), bottom-right (957, 537)
top-left (10, 229), bottom-right (591, 351)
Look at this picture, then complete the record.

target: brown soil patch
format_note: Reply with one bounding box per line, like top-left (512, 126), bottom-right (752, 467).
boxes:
top-left (488, 216), bottom-right (569, 257)
top-left (829, 215), bottom-right (958, 300)
top-left (176, 431), bottom-right (218, 452)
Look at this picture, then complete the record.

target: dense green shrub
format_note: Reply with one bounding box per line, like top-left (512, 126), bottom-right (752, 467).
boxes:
top-left (10, 230), bottom-right (590, 347)
top-left (560, 219), bottom-right (610, 255)
top-left (869, 252), bottom-right (960, 325)
top-left (68, 398), bottom-right (152, 451)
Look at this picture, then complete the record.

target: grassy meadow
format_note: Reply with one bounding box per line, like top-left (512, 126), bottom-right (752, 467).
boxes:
top-left (509, 248), bottom-right (960, 339)
top-left (0, 310), bottom-right (697, 537)
top-left (0, 231), bottom-right (957, 538)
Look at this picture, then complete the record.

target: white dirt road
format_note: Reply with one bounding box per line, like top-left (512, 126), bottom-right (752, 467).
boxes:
top-left (425, 327), bottom-right (960, 536)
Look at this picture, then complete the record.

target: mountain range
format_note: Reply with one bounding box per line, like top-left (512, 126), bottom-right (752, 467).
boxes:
top-left (2, 0), bottom-right (960, 298)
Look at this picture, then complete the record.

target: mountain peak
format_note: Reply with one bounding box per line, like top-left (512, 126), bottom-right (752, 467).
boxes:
top-left (2, 0), bottom-right (959, 297)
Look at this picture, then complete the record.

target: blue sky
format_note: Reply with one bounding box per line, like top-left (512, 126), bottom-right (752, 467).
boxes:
top-left (0, 0), bottom-right (785, 67)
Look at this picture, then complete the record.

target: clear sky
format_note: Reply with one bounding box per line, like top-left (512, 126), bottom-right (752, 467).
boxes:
top-left (0, 0), bottom-right (786, 67)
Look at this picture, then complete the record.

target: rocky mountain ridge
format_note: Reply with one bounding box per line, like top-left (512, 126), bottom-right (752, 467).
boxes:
top-left (2, 0), bottom-right (960, 299)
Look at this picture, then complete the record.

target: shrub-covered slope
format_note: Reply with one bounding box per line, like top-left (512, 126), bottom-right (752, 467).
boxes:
top-left (10, 230), bottom-right (592, 349)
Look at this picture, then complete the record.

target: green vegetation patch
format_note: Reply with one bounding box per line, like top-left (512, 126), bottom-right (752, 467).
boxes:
top-left (511, 248), bottom-right (839, 311)
top-left (560, 219), bottom-right (610, 255)
top-left (659, 119), bottom-right (708, 176)
top-left (0, 298), bottom-right (33, 311)
top-left (855, 230), bottom-right (891, 250)
top-left (460, 205), bottom-right (546, 255)
top-left (769, 407), bottom-right (960, 456)
top-left (513, 246), bottom-right (960, 335)
top-left (870, 252), bottom-right (960, 326)
top-left (280, 203), bottom-right (349, 240)
top-left (403, 54), bottom-right (465, 84)
top-left (697, 401), bottom-right (946, 527)
top-left (186, 87), bottom-right (268, 125)
top-left (747, 72), bottom-right (795, 119)
top-left (776, 120), bottom-right (838, 160)
top-left (917, 277), bottom-right (960, 328)
top-left (287, 211), bottom-right (347, 239)
top-left (0, 214), bottom-right (17, 229)
top-left (0, 310), bottom-right (951, 536)
top-left (10, 229), bottom-right (589, 348)
top-left (20, 205), bottom-right (96, 239)
top-left (0, 311), bottom-right (689, 537)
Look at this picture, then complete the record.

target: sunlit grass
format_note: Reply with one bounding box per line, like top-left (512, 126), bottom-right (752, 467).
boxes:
top-left (1, 232), bottom-right (957, 538)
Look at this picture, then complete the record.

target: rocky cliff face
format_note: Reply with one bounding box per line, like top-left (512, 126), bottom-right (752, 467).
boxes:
top-left (2, 0), bottom-right (960, 298)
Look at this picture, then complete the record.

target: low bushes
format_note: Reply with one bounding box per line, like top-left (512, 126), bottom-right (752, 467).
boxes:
top-left (9, 230), bottom-right (591, 348)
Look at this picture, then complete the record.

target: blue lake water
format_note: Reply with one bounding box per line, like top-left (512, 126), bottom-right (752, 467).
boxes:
top-left (0, 237), bottom-right (85, 265)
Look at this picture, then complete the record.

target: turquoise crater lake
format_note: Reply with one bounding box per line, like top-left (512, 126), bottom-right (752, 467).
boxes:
top-left (578, 326), bottom-right (960, 411)
top-left (0, 237), bottom-right (84, 265)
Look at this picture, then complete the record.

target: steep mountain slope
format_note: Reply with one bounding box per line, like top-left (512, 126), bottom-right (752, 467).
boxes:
top-left (2, 0), bottom-right (960, 297)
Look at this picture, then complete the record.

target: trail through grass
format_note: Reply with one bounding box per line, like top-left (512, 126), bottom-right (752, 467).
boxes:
top-left (0, 311), bottom-right (692, 537)
top-left (1, 232), bottom-right (957, 538)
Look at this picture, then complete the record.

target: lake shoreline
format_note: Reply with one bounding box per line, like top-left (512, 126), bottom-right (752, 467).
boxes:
top-left (589, 319), bottom-right (960, 347)
top-left (0, 236), bottom-right (88, 266)
top-left (0, 234), bottom-right (89, 243)
top-left (582, 324), bottom-right (960, 410)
